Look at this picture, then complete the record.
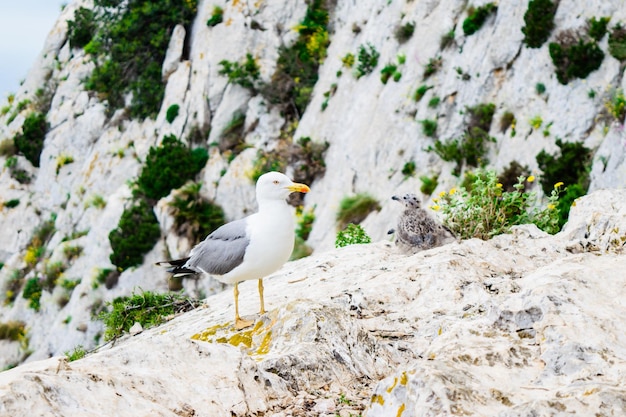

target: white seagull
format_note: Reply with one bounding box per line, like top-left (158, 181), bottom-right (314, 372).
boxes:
top-left (158, 172), bottom-right (310, 329)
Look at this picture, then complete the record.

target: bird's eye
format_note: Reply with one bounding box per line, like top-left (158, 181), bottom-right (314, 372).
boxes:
top-left (273, 180), bottom-right (279, 185)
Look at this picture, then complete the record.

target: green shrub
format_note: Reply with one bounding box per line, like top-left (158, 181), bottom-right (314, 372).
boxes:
top-left (536, 139), bottom-right (592, 227)
top-left (606, 89), bottom-right (626, 123)
top-left (428, 96), bottom-right (441, 108)
top-left (108, 199), bottom-right (161, 271)
top-left (420, 174), bottom-right (439, 195)
top-left (335, 224), bottom-right (372, 248)
top-left (608, 24), bottom-right (626, 61)
top-left (4, 199), bottom-right (20, 209)
top-left (463, 3), bottom-right (497, 36)
top-left (168, 182), bottom-right (225, 245)
top-left (261, 0), bottom-right (329, 119)
top-left (437, 169), bottom-right (562, 239)
top-left (98, 291), bottom-right (201, 341)
top-left (394, 21), bottom-right (415, 43)
top-left (219, 112), bottom-right (246, 153)
top-left (166, 104), bottom-right (180, 123)
top-left (65, 345), bottom-right (87, 362)
top-left (428, 103), bottom-right (496, 175)
top-left (423, 56), bottom-right (442, 79)
top-left (440, 29), bottom-right (456, 49)
top-left (206, 6), bottom-right (224, 27)
top-left (549, 34), bottom-right (604, 85)
top-left (355, 43), bottom-right (380, 78)
top-left (250, 150), bottom-right (288, 183)
top-left (136, 135), bottom-right (208, 201)
top-left (535, 82), bottom-right (546, 95)
top-left (43, 261), bottom-right (66, 289)
top-left (414, 84), bottom-right (432, 102)
top-left (380, 64), bottom-right (399, 84)
top-left (67, 7), bottom-right (97, 49)
top-left (0, 321), bottom-right (25, 342)
top-left (219, 54), bottom-right (261, 90)
top-left (295, 205), bottom-right (315, 241)
top-left (84, 0), bottom-right (197, 119)
top-left (336, 194), bottom-right (381, 229)
top-left (421, 119), bottom-right (438, 137)
top-left (588, 17), bottom-right (610, 41)
top-left (498, 160), bottom-right (530, 192)
top-left (401, 161), bottom-right (416, 178)
top-left (14, 112), bottom-right (48, 167)
top-left (22, 278), bottom-right (42, 311)
top-left (521, 0), bottom-right (557, 48)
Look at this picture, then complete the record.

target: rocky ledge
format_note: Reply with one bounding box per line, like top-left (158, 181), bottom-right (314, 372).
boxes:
top-left (0, 189), bottom-right (625, 416)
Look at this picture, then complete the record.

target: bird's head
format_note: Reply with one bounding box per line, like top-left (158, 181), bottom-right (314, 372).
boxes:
top-left (256, 172), bottom-right (310, 202)
top-left (392, 193), bottom-right (421, 209)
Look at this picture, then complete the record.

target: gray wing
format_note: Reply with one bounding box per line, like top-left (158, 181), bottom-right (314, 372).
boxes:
top-left (186, 218), bottom-right (250, 275)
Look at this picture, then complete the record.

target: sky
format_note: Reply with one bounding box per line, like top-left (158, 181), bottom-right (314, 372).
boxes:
top-left (0, 1), bottom-right (67, 103)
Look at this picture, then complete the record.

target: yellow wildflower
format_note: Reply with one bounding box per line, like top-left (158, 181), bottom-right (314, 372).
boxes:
top-left (496, 183), bottom-right (503, 188)
top-left (439, 191), bottom-right (446, 198)
top-left (432, 197), bottom-right (439, 203)
top-left (449, 188), bottom-right (457, 195)
top-left (548, 203), bottom-right (556, 210)
top-left (431, 205), bottom-right (440, 211)
top-left (554, 182), bottom-right (564, 188)
top-left (527, 175), bottom-right (535, 183)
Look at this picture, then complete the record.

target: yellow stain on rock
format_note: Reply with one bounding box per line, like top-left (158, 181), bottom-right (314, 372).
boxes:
top-left (396, 403), bottom-right (406, 417)
top-left (386, 377), bottom-right (398, 393)
top-left (371, 394), bottom-right (385, 406)
top-left (400, 371), bottom-right (408, 386)
top-left (191, 319), bottom-right (275, 356)
top-left (256, 330), bottom-right (273, 355)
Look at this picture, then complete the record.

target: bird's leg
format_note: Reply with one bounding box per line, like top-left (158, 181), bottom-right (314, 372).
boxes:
top-left (258, 279), bottom-right (266, 315)
top-left (234, 282), bottom-right (253, 330)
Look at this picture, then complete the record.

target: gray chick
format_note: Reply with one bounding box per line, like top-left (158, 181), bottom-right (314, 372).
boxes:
top-left (389, 193), bottom-right (456, 254)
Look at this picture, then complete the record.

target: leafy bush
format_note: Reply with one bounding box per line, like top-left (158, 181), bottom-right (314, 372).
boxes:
top-left (108, 199), bottom-right (161, 271)
top-left (549, 33), bottom-right (604, 85)
top-left (0, 321), bottom-right (25, 342)
top-left (440, 29), bottom-right (456, 49)
top-left (437, 170), bottom-right (562, 240)
top-left (606, 89), bottom-right (626, 123)
top-left (429, 103), bottom-right (496, 175)
top-left (135, 135), bottom-right (208, 201)
top-left (355, 43), bottom-right (380, 78)
top-left (380, 64), bottom-right (399, 84)
top-left (536, 139), bottom-right (592, 227)
top-left (335, 224), bottom-right (372, 248)
top-left (14, 112), bottom-right (48, 167)
top-left (463, 3), bottom-right (497, 36)
top-left (401, 161), bottom-right (416, 178)
top-left (336, 194), bottom-right (381, 229)
top-left (608, 24), bottom-right (626, 61)
top-left (22, 278), bottom-right (43, 311)
top-left (420, 174), bottom-right (439, 195)
top-left (261, 0), bottom-right (329, 119)
top-left (206, 6), bottom-right (224, 27)
top-left (83, 0), bottom-right (198, 119)
top-left (98, 291), bottom-right (201, 341)
top-left (499, 111), bottom-right (516, 133)
top-left (414, 84), bottom-right (432, 102)
top-left (166, 104), bottom-right (180, 123)
top-left (423, 56), bottom-right (442, 79)
top-left (67, 7), bottom-right (97, 49)
top-left (428, 97), bottom-right (441, 108)
top-left (218, 112), bottom-right (246, 153)
top-left (588, 17), bottom-right (610, 41)
top-left (65, 345), bottom-right (87, 362)
top-left (4, 199), bottom-right (20, 209)
top-left (168, 182), bottom-right (226, 245)
top-left (498, 160), bottom-right (530, 192)
top-left (219, 54), bottom-right (261, 90)
top-left (421, 119), bottom-right (438, 137)
top-left (522, 0), bottom-right (557, 48)
top-left (394, 21), bottom-right (415, 43)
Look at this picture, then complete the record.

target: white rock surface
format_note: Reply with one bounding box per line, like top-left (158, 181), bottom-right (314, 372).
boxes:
top-left (0, 0), bottom-right (625, 395)
top-left (0, 191), bottom-right (625, 416)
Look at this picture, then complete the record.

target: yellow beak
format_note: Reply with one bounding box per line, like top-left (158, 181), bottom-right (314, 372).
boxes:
top-left (287, 182), bottom-right (310, 193)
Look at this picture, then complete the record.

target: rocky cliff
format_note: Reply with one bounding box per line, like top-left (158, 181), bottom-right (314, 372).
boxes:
top-left (0, 0), bottom-right (625, 408)
top-left (0, 189), bottom-right (625, 416)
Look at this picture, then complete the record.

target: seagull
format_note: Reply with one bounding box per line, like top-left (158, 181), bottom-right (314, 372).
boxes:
top-left (157, 172), bottom-right (310, 329)
top-left (389, 193), bottom-right (456, 254)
